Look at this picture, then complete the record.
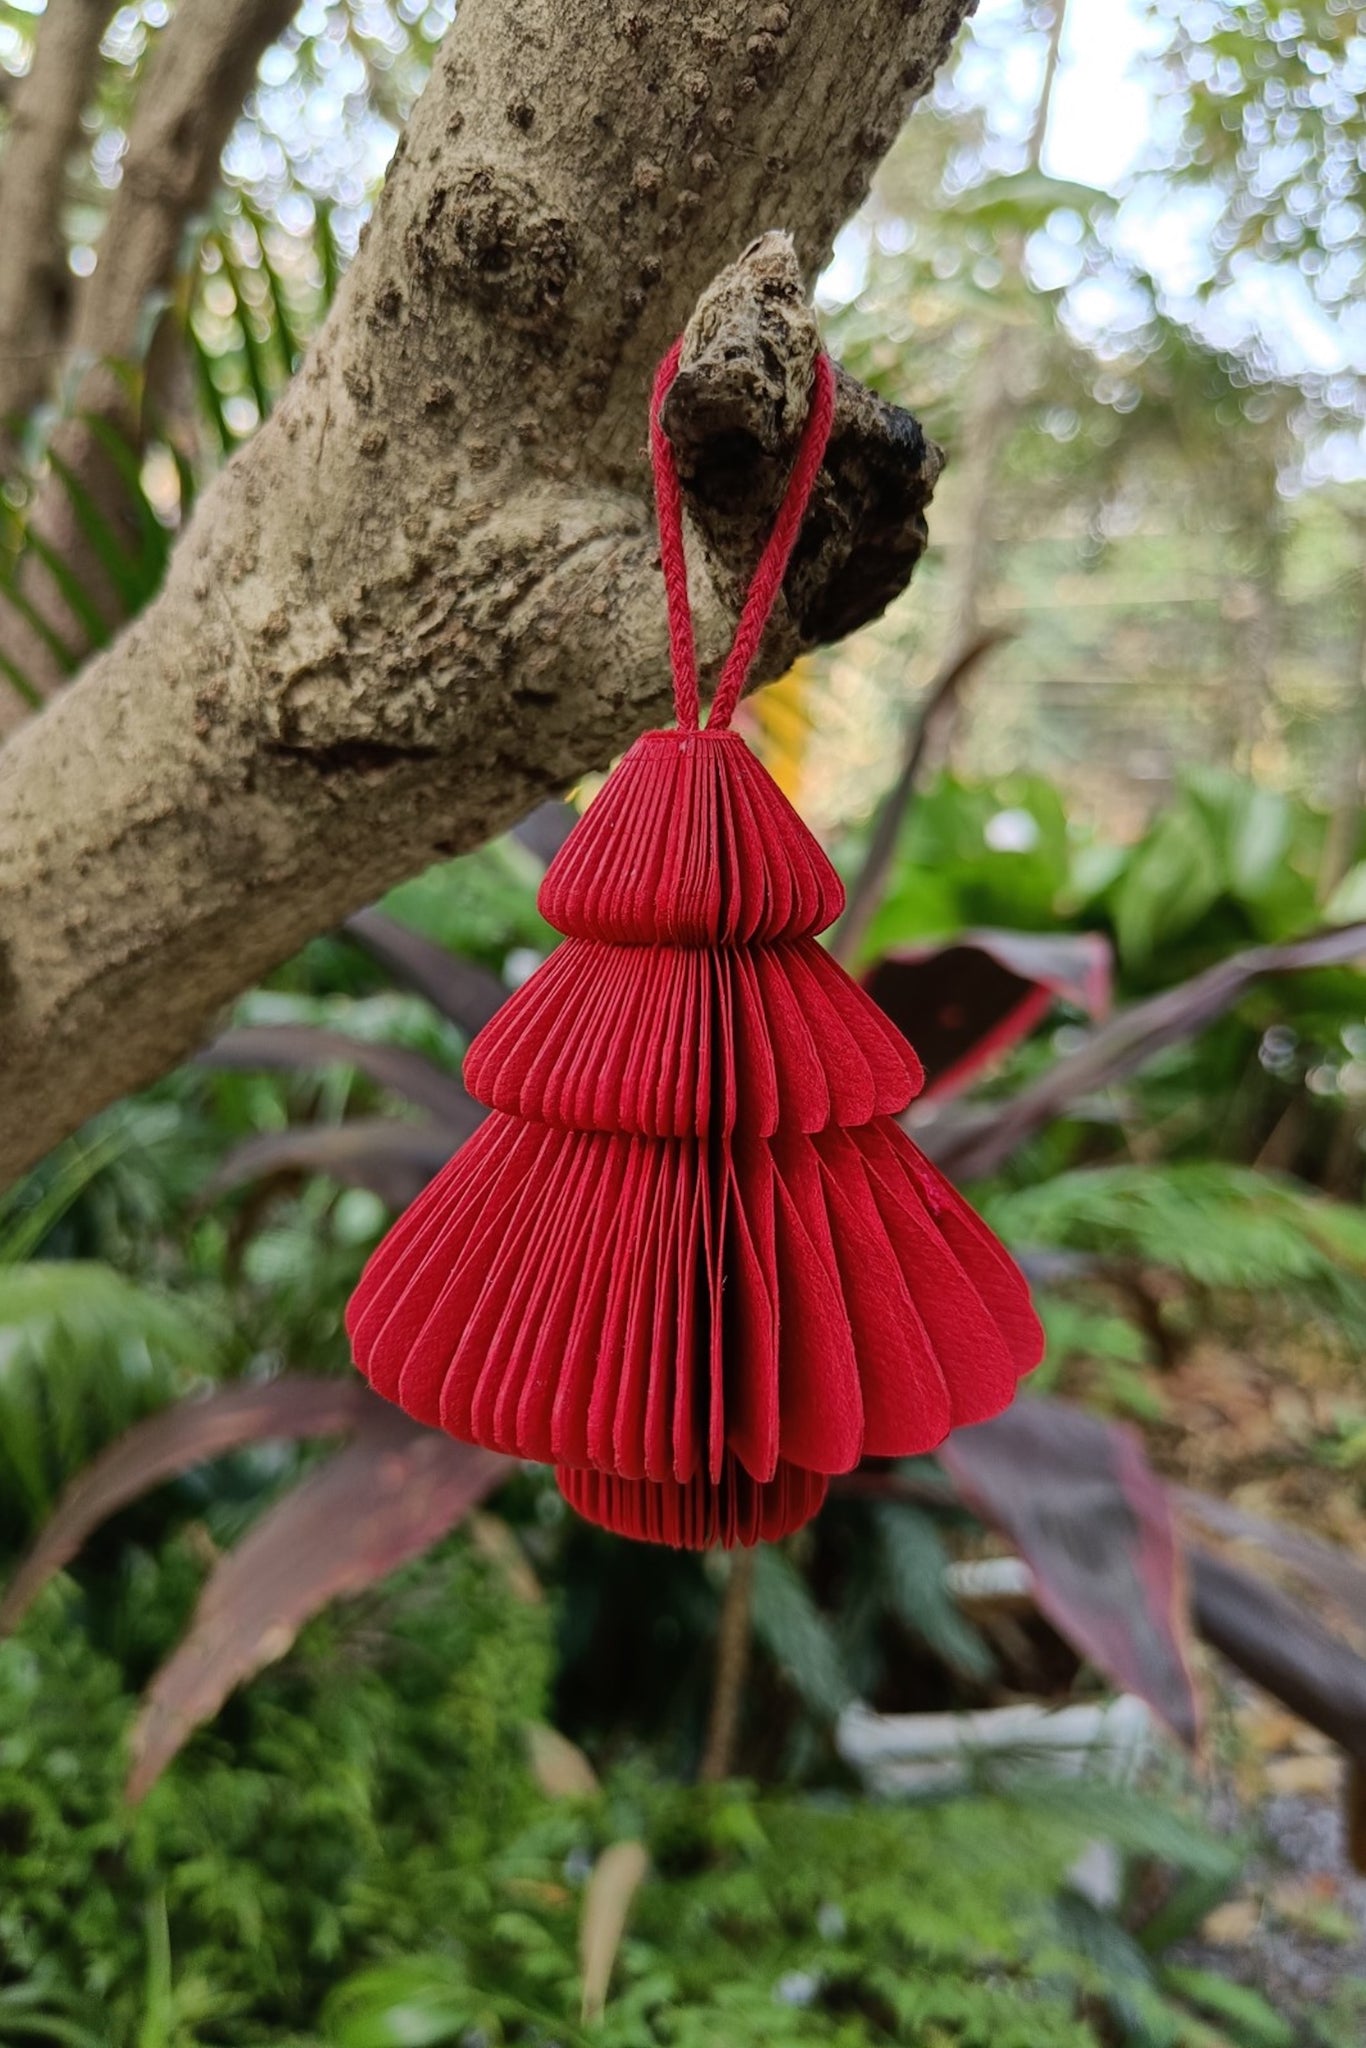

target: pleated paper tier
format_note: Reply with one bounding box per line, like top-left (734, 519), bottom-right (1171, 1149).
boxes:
top-left (539, 727), bottom-right (845, 945)
top-left (558, 1457), bottom-right (828, 1550)
top-left (464, 935), bottom-right (924, 1137)
top-left (346, 1109), bottom-right (1043, 1486)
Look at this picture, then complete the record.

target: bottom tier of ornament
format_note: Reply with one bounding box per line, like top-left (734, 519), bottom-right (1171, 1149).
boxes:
top-left (347, 1109), bottom-right (1044, 1510)
top-left (557, 1455), bottom-right (829, 1549)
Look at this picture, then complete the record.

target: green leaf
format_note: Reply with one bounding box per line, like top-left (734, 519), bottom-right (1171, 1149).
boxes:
top-left (1225, 783), bottom-right (1293, 903)
top-left (1163, 1966), bottom-right (1294, 2047)
top-left (0, 643), bottom-right (42, 708)
top-left (986, 1161), bottom-right (1366, 1320)
top-left (1112, 805), bottom-right (1222, 967)
top-left (212, 230), bottom-right (274, 423)
top-left (75, 413), bottom-right (170, 579)
top-left (241, 200), bottom-right (303, 374)
top-left (750, 1547), bottom-right (852, 1722)
top-left (873, 1501), bottom-right (995, 1681)
top-left (187, 315), bottom-right (235, 457)
top-left (0, 1263), bottom-right (215, 1534)
top-left (321, 1957), bottom-right (477, 2046)
top-left (20, 526), bottom-right (112, 649)
top-left (0, 1116), bottom-right (136, 1263)
top-left (315, 199), bottom-right (343, 305)
top-left (45, 448), bottom-right (150, 615)
top-left (0, 577), bottom-right (79, 676)
top-left (1324, 861), bottom-right (1366, 926)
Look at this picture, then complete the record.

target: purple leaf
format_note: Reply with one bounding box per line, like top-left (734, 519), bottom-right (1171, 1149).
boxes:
top-left (939, 1394), bottom-right (1202, 1746)
top-left (1177, 1488), bottom-right (1366, 1633)
top-left (0, 1377), bottom-right (376, 1634)
top-left (1190, 1549), bottom-right (1366, 1765)
top-left (345, 907), bottom-right (507, 1035)
top-left (198, 1024), bottom-right (479, 1132)
top-left (208, 1119), bottom-right (459, 1207)
top-left (127, 1411), bottom-right (509, 1799)
top-left (513, 800), bottom-right (578, 868)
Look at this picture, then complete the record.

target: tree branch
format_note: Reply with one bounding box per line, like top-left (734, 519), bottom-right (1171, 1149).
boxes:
top-left (827, 627), bottom-right (1009, 968)
top-left (699, 1547), bottom-right (756, 1783)
top-left (0, 0), bottom-right (299, 710)
top-left (0, 0), bottom-right (971, 1185)
top-left (0, 0), bottom-right (112, 473)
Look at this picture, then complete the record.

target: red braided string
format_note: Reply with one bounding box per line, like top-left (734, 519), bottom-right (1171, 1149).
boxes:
top-left (709, 352), bottom-right (835, 732)
top-left (650, 338), bottom-right (700, 732)
top-left (650, 342), bottom-right (837, 735)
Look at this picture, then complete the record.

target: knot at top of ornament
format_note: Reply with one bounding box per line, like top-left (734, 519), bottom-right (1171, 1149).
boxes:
top-left (538, 727), bottom-right (845, 946)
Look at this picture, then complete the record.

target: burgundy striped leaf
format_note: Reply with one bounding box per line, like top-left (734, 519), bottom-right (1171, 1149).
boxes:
top-left (939, 1394), bottom-right (1201, 1747)
top-left (127, 1414), bottom-right (509, 1799)
top-left (865, 929), bottom-right (1111, 1100)
top-left (208, 1119), bottom-right (460, 1207)
top-left (921, 921), bottom-right (1366, 1179)
top-left (0, 1377), bottom-right (376, 1634)
top-left (198, 1024), bottom-right (479, 1132)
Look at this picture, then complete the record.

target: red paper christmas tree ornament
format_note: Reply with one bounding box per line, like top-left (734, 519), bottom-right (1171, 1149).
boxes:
top-left (347, 338), bottom-right (1044, 1547)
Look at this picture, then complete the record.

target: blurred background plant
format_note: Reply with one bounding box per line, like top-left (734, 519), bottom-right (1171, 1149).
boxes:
top-left (1, 0), bottom-right (1365, 2041)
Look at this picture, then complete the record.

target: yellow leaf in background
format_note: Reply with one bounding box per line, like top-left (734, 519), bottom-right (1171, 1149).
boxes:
top-left (579, 1839), bottom-right (649, 2022)
top-left (746, 658), bottom-right (818, 803)
top-left (1199, 1899), bottom-right (1260, 1946)
top-left (527, 1721), bottom-right (599, 1799)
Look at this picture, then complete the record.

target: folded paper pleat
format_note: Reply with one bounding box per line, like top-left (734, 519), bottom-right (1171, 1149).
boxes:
top-left (464, 936), bottom-right (923, 1136)
top-left (539, 730), bottom-right (845, 945)
top-left (347, 1112), bottom-right (1041, 1482)
top-left (557, 1456), bottom-right (829, 1550)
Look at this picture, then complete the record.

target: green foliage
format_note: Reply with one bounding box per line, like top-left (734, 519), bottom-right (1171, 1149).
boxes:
top-left (1161, 1969), bottom-right (1293, 2048)
top-left (323, 1781), bottom-right (1252, 2048)
top-left (870, 1501), bottom-right (995, 1682)
top-left (1032, 1296), bottom-right (1163, 1420)
top-left (0, 1538), bottom-right (551, 2045)
top-left (188, 205), bottom-right (342, 456)
top-left (380, 843), bottom-right (557, 975)
top-left (986, 1161), bottom-right (1366, 1336)
top-left (750, 1547), bottom-right (854, 1724)
top-left (0, 391), bottom-right (192, 698)
top-left (856, 773), bottom-right (1074, 957)
top-left (0, 192), bottom-right (347, 707)
top-left (859, 764), bottom-right (1341, 981)
top-left (0, 1263), bottom-right (218, 1548)
top-left (1142, 0), bottom-right (1366, 284)
top-left (0, 1488), bottom-right (1263, 2048)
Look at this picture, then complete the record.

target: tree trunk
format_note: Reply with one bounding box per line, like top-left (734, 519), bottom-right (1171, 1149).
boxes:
top-left (0, 0), bottom-right (301, 713)
top-left (0, 0), bottom-right (972, 1185)
top-left (0, 0), bottom-right (112, 476)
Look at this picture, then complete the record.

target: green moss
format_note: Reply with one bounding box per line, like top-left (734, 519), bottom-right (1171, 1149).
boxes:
top-left (0, 1539), bottom-right (550, 2043)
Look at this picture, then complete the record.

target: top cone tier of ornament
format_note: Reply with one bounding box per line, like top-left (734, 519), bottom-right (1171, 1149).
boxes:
top-left (347, 724), bottom-right (1044, 1547)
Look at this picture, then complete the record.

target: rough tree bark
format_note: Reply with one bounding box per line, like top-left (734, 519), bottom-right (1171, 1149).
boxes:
top-left (0, 0), bottom-right (113, 472)
top-left (0, 0), bottom-right (971, 1186)
top-left (0, 0), bottom-right (300, 715)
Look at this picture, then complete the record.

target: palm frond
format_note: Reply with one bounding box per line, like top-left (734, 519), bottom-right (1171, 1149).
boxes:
top-left (985, 1161), bottom-right (1366, 1332)
top-left (0, 1263), bottom-right (217, 1536)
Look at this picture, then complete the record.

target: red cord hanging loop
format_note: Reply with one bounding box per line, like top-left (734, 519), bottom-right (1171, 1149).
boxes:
top-left (650, 340), bottom-right (837, 734)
